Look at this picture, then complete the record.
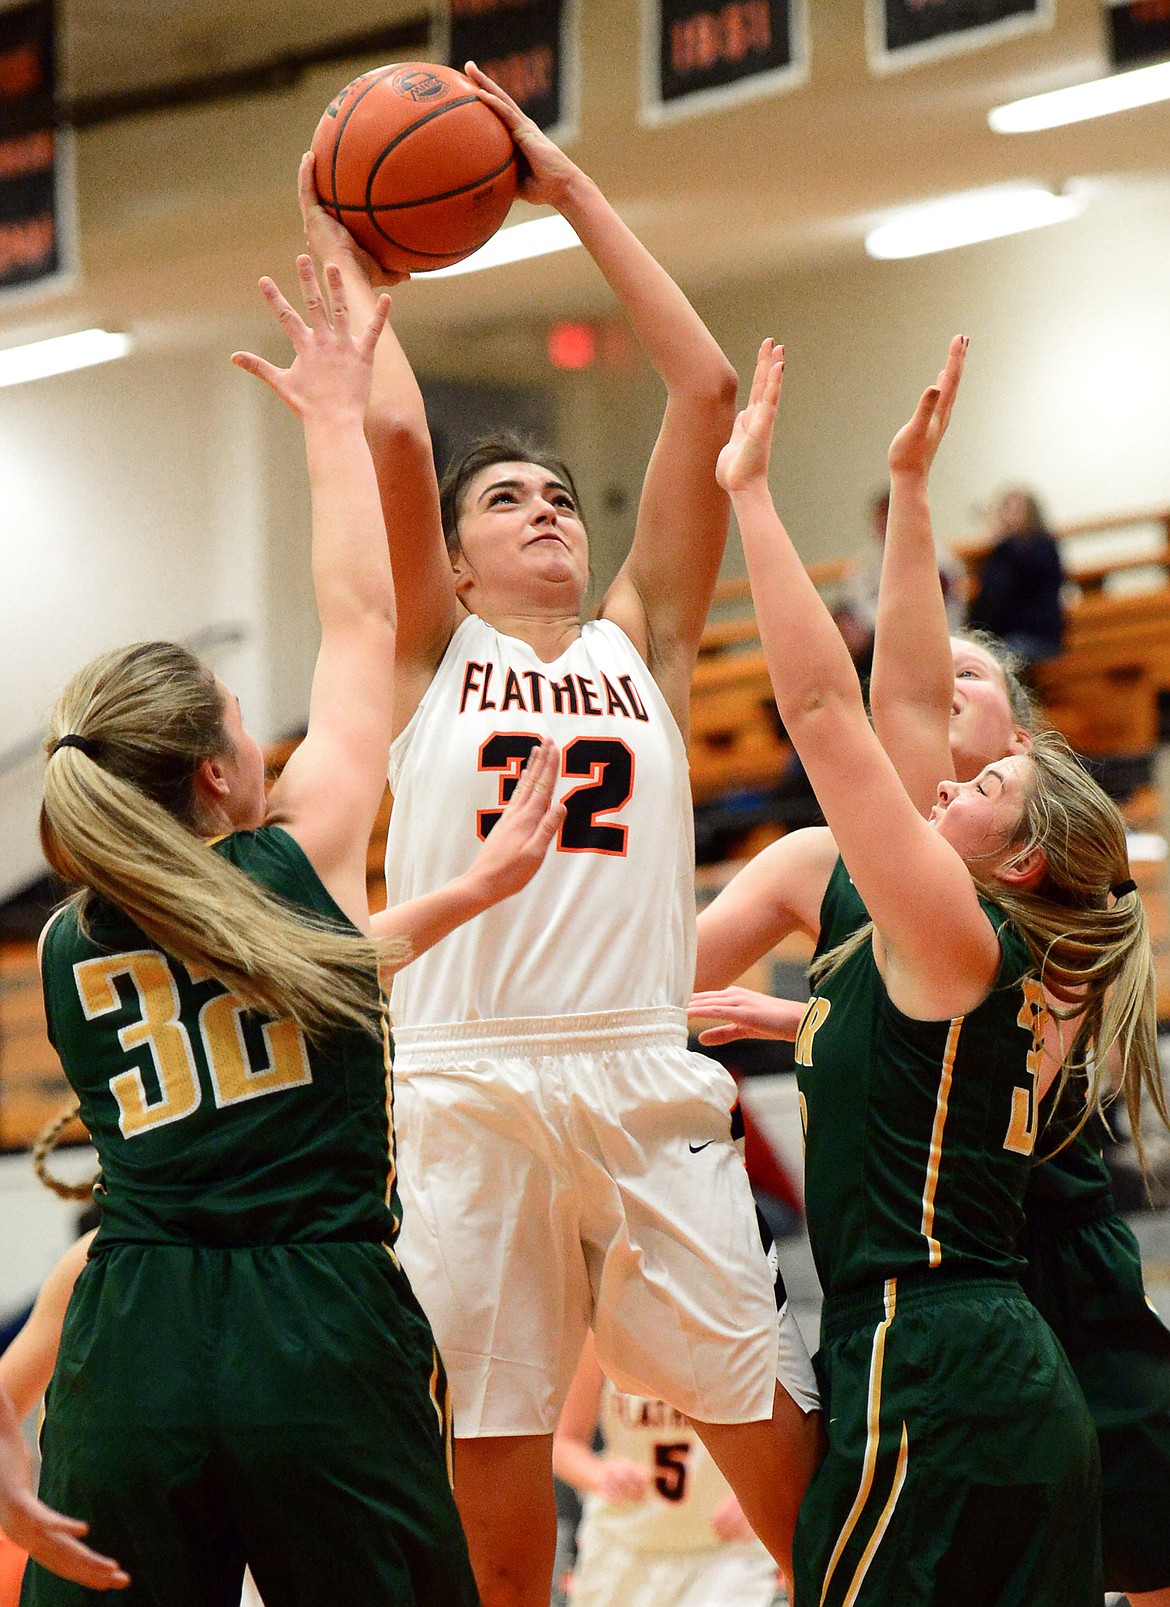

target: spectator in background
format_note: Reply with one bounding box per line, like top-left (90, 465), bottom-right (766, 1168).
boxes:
top-left (834, 491), bottom-right (962, 679)
top-left (966, 488), bottom-right (1065, 667)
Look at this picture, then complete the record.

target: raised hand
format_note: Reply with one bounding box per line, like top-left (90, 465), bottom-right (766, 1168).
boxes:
top-left (687, 987), bottom-right (806, 1046)
top-left (0, 1396), bottom-right (128, 1590)
top-left (230, 255), bottom-right (391, 420)
top-left (887, 334), bottom-right (968, 479)
top-left (297, 152), bottom-right (409, 289)
top-left (715, 339), bottom-right (784, 495)
top-left (470, 738), bottom-right (566, 903)
top-left (464, 60), bottom-right (578, 209)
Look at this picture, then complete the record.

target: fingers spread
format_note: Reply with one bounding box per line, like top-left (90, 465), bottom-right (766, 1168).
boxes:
top-left (324, 262), bottom-right (348, 331)
top-left (296, 254), bottom-right (329, 329)
top-left (230, 352), bottom-right (282, 393)
top-left (360, 293), bottom-right (393, 358)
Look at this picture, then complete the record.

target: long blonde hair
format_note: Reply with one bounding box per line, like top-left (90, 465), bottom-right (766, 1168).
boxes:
top-left (40, 642), bottom-right (408, 1042)
top-left (812, 729), bottom-right (1164, 1165)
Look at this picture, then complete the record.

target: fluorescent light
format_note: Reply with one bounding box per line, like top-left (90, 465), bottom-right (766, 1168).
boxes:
top-left (424, 214), bottom-right (581, 279)
top-left (991, 60), bottom-right (1170, 133)
top-left (865, 185), bottom-right (1083, 260)
top-left (0, 328), bottom-right (133, 388)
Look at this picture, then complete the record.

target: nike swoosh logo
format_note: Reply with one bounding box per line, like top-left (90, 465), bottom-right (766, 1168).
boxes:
top-left (689, 1140), bottom-right (713, 1153)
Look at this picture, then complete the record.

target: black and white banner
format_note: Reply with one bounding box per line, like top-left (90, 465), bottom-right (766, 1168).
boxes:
top-left (446, 0), bottom-right (577, 140)
top-left (869, 0), bottom-right (1053, 73)
top-left (641, 0), bottom-right (806, 124)
top-left (0, 0), bottom-right (73, 298)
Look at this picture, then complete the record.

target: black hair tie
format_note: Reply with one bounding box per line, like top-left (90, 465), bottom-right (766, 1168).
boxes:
top-left (1110, 878), bottom-right (1137, 899)
top-left (52, 734), bottom-right (100, 759)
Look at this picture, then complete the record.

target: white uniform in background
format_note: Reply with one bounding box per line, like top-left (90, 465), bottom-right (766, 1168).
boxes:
top-left (386, 615), bottom-right (815, 1435)
top-left (572, 1381), bottom-right (781, 1607)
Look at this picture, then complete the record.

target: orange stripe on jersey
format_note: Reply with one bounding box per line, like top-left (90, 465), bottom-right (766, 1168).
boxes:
top-left (920, 1017), bottom-right (963, 1268)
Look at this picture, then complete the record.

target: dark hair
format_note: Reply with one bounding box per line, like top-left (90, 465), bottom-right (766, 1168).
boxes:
top-left (438, 431), bottom-right (582, 555)
top-left (997, 488), bottom-right (1048, 538)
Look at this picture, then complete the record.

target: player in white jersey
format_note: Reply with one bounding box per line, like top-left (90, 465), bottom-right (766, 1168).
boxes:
top-left (554, 1333), bottom-right (788, 1607)
top-left (301, 63), bottom-right (822, 1607)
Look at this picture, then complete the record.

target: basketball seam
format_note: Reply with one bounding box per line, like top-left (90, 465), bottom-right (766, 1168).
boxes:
top-left (327, 66), bottom-right (398, 214)
top-left (329, 152), bottom-right (516, 215)
top-left (322, 73), bottom-right (515, 266)
top-left (365, 95), bottom-right (490, 195)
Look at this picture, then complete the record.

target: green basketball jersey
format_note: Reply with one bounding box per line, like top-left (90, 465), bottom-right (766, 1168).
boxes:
top-left (797, 857), bottom-right (1045, 1298)
top-left (1025, 1077), bottom-right (1113, 1217)
top-left (39, 826), bottom-right (400, 1248)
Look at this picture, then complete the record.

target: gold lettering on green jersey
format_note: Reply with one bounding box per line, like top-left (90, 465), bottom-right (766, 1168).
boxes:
top-left (75, 952), bottom-right (201, 1137)
top-left (1004, 977), bottom-right (1047, 1156)
top-left (199, 993), bottom-right (312, 1106)
top-left (74, 951), bottom-right (313, 1138)
top-left (795, 996), bottom-right (831, 1067)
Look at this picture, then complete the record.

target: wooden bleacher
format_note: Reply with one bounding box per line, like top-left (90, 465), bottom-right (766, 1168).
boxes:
top-left (956, 506), bottom-right (1170, 758)
top-left (0, 942), bottom-right (71, 1151)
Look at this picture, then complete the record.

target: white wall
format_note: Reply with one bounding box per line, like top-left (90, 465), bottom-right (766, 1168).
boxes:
top-left (0, 333), bottom-right (303, 897)
top-left (701, 174), bottom-right (1170, 566)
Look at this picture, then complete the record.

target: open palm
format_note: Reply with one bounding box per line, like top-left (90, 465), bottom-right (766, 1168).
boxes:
top-left (716, 339), bottom-right (784, 494)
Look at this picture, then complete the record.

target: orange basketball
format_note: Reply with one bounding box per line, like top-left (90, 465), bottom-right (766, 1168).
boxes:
top-left (311, 63), bottom-right (518, 275)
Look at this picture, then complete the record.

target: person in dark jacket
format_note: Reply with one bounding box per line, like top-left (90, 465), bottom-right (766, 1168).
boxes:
top-left (967, 489), bottom-right (1064, 665)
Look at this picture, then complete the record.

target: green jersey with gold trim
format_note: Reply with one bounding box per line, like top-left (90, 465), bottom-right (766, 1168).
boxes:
top-left (1025, 1079), bottom-right (1113, 1215)
top-left (39, 826), bottom-right (399, 1249)
top-left (798, 857), bottom-right (1042, 1299)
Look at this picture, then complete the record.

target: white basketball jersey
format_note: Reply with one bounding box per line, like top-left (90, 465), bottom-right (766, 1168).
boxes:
top-left (581, 1382), bottom-right (742, 1555)
top-left (385, 616), bottom-right (697, 1026)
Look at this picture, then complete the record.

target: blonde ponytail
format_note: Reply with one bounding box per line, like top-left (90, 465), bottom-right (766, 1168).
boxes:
top-left (985, 730), bottom-right (1164, 1174)
top-left (32, 1101), bottom-right (97, 1201)
top-left (40, 643), bottom-right (409, 1043)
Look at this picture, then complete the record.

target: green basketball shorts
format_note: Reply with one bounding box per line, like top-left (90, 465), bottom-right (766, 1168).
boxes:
top-left (22, 1240), bottom-right (478, 1607)
top-left (794, 1274), bottom-right (1102, 1607)
top-left (1020, 1198), bottom-right (1170, 1595)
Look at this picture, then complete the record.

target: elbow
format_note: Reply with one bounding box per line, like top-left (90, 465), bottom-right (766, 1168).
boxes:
top-left (670, 354), bottom-right (739, 413)
top-left (781, 685), bottom-right (854, 742)
top-left (365, 407), bottom-right (429, 459)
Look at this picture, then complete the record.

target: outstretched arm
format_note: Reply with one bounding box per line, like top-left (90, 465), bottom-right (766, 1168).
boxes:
top-left (467, 65), bottom-right (737, 724)
top-left (233, 257), bottom-right (395, 930)
top-left (720, 342), bottom-right (999, 1014)
top-left (299, 156), bottom-right (459, 720)
top-left (694, 826), bottom-right (838, 991)
top-left (0, 1232), bottom-right (94, 1422)
top-left (869, 336), bottom-right (968, 813)
top-left (371, 738), bottom-right (564, 956)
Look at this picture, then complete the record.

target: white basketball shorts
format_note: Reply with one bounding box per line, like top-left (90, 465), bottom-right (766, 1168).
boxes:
top-left (571, 1539), bottom-right (781, 1607)
top-left (391, 1007), bottom-right (817, 1437)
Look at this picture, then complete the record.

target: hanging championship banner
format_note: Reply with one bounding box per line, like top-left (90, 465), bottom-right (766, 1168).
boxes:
top-left (642, 0), bottom-right (807, 124)
top-left (0, 0), bottom-right (73, 298)
top-left (445, 0), bottom-right (577, 140)
top-left (1106, 0), bottom-right (1170, 69)
top-left (869, 0), bottom-right (1053, 73)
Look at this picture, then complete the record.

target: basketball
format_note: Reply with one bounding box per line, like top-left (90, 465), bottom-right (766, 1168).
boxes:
top-left (311, 62), bottom-right (518, 275)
